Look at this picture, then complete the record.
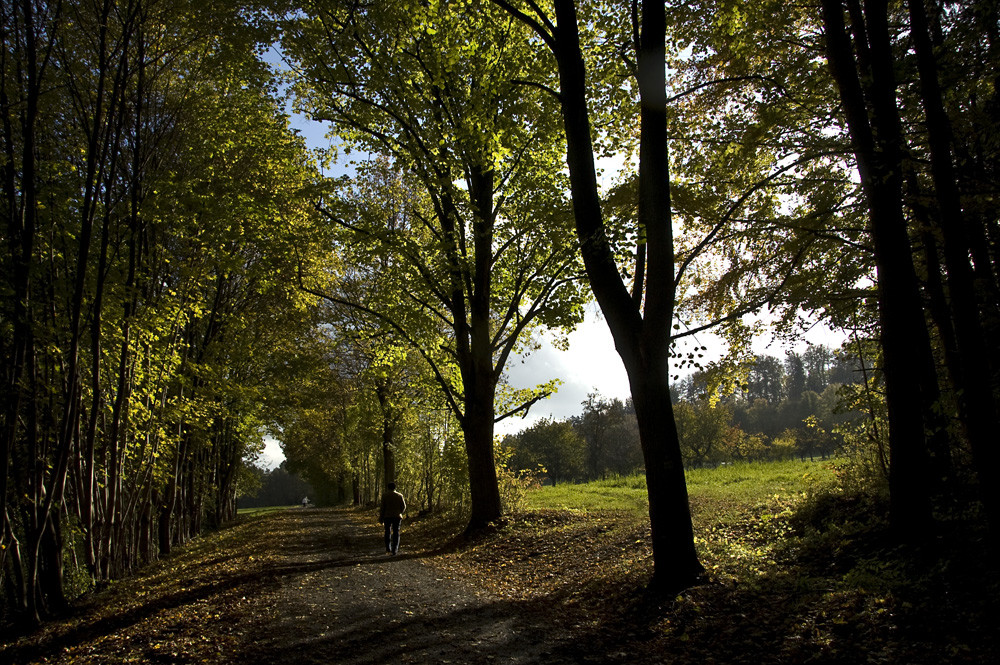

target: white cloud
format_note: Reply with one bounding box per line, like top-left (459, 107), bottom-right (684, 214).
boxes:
top-left (257, 435), bottom-right (285, 470)
top-left (500, 305), bottom-right (630, 434)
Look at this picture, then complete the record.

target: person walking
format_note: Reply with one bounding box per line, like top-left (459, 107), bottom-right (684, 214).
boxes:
top-left (379, 482), bottom-right (406, 555)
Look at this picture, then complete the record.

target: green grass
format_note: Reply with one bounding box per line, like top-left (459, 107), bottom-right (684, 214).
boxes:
top-left (523, 475), bottom-right (649, 513)
top-left (686, 459), bottom-right (836, 517)
top-left (523, 459), bottom-right (837, 517)
top-left (237, 505), bottom-right (298, 515)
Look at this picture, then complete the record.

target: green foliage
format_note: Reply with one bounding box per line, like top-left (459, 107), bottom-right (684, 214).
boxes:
top-left (495, 444), bottom-right (542, 514)
top-left (674, 400), bottom-right (736, 467)
top-left (574, 393), bottom-right (644, 479)
top-left (281, 0), bottom-right (590, 527)
top-left (661, 0), bottom-right (875, 372)
top-left (675, 345), bottom-right (868, 465)
top-left (238, 465), bottom-right (315, 509)
top-left (503, 418), bottom-right (586, 485)
top-left (1, 0), bottom-right (328, 619)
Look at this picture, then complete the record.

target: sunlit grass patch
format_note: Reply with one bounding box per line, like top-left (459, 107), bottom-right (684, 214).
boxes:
top-left (237, 505), bottom-right (297, 515)
top-left (518, 460), bottom-right (838, 582)
top-left (523, 478), bottom-right (649, 514)
top-left (686, 460), bottom-right (837, 580)
top-left (523, 459), bottom-right (836, 518)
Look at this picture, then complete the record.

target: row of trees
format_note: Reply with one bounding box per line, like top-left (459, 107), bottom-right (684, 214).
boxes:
top-left (280, 1), bottom-right (588, 532)
top-left (237, 464), bottom-right (314, 510)
top-left (270, 305), bottom-right (473, 514)
top-left (1, 0), bottom-right (327, 623)
top-left (503, 345), bottom-right (866, 478)
top-left (7, 0), bottom-right (999, 620)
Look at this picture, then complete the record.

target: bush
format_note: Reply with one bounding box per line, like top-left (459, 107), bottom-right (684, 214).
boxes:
top-left (495, 445), bottom-right (543, 513)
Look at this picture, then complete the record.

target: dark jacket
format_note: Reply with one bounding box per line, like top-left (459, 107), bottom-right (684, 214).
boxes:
top-left (379, 490), bottom-right (406, 523)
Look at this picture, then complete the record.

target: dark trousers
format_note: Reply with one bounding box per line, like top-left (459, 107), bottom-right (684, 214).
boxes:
top-left (383, 517), bottom-right (401, 554)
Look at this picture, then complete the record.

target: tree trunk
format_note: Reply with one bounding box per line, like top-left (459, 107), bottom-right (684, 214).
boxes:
top-left (546, 0), bottom-right (702, 590)
top-left (906, 0), bottom-right (1000, 536)
top-left (459, 164), bottom-right (503, 531)
top-left (626, 348), bottom-right (702, 589)
top-left (821, 0), bottom-right (933, 536)
top-left (462, 364), bottom-right (502, 530)
top-left (908, 177), bottom-right (957, 482)
top-left (375, 381), bottom-right (397, 486)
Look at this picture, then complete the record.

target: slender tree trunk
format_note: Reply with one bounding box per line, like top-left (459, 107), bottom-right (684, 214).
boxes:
top-left (5, 0), bottom-right (50, 622)
top-left (375, 381), bottom-right (397, 486)
top-left (0, 0), bottom-right (44, 616)
top-left (908, 176), bottom-right (957, 481)
top-left (907, 0), bottom-right (1000, 535)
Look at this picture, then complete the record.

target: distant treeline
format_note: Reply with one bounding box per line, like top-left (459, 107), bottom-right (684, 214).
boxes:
top-left (502, 345), bottom-right (866, 481)
top-left (238, 466), bottom-right (316, 509)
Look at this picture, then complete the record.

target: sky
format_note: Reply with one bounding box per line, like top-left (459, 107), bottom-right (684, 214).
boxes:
top-left (500, 304), bottom-right (631, 431)
top-left (497, 304), bottom-right (845, 436)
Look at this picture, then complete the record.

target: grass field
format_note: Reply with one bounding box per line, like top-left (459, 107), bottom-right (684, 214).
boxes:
top-left (236, 505), bottom-right (298, 515)
top-left (436, 457), bottom-right (995, 664)
top-left (524, 459), bottom-right (837, 517)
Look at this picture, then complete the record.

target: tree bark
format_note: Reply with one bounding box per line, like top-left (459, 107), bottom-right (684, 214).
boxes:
top-left (906, 0), bottom-right (1000, 536)
top-left (821, 0), bottom-right (933, 536)
top-left (375, 380), bottom-right (397, 486)
top-left (547, 0), bottom-right (702, 590)
top-left (460, 164), bottom-right (503, 531)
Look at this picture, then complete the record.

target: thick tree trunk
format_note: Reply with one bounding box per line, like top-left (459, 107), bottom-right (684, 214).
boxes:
top-left (460, 164), bottom-right (503, 531)
top-left (548, 0), bottom-right (702, 590)
top-left (626, 349), bottom-right (702, 589)
top-left (821, 0), bottom-right (933, 536)
top-left (463, 285), bottom-right (501, 529)
top-left (463, 393), bottom-right (501, 531)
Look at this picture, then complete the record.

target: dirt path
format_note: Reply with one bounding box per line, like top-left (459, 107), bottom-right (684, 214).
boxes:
top-left (240, 509), bottom-right (569, 665)
top-left (2, 507), bottom-right (580, 665)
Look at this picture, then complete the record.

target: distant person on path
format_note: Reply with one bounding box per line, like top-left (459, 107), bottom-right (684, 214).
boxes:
top-left (379, 483), bottom-right (406, 555)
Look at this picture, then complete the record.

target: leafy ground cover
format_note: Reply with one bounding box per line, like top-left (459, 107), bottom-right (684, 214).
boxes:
top-left (3, 459), bottom-right (996, 664)
top-left (1, 512), bottom-right (288, 664)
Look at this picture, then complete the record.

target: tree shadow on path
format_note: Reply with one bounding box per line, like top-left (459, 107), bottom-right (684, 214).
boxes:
top-left (237, 508), bottom-right (574, 665)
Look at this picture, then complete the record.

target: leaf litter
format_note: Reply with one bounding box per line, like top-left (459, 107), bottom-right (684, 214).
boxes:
top-left (2, 498), bottom-right (997, 665)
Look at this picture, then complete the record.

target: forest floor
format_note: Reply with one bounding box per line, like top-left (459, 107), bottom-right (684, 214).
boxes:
top-left (2, 491), bottom-right (999, 665)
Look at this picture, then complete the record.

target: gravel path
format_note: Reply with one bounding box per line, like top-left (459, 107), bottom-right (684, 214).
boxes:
top-left (242, 509), bottom-right (569, 665)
